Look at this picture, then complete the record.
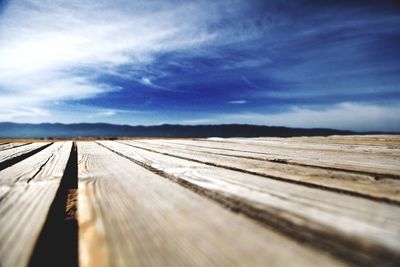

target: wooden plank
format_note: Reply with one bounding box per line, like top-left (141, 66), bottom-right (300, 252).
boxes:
top-left (123, 140), bottom-right (400, 203)
top-left (0, 142), bottom-right (29, 151)
top-left (0, 142), bottom-right (51, 170)
top-left (0, 142), bottom-right (50, 163)
top-left (224, 136), bottom-right (400, 156)
top-left (0, 142), bottom-right (68, 199)
top-left (269, 135), bottom-right (400, 146)
top-left (153, 138), bottom-right (400, 178)
top-left (78, 141), bottom-right (346, 267)
top-left (99, 140), bottom-right (400, 266)
top-left (0, 142), bottom-right (72, 267)
top-left (211, 137), bottom-right (400, 171)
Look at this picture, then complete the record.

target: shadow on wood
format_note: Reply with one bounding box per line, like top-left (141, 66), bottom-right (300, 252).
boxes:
top-left (28, 142), bottom-right (78, 267)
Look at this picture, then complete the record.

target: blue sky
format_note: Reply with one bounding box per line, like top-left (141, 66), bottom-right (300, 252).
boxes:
top-left (0, 0), bottom-right (399, 131)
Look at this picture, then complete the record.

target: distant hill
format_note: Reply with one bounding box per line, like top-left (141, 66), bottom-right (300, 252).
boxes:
top-left (0, 122), bottom-right (381, 139)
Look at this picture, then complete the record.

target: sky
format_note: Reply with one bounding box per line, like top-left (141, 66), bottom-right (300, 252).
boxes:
top-left (0, 0), bottom-right (399, 131)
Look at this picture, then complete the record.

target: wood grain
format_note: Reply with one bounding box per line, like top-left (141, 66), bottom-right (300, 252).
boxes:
top-left (122, 140), bottom-right (400, 203)
top-left (99, 140), bottom-right (400, 266)
top-left (78, 141), bottom-right (346, 267)
top-left (269, 135), bottom-right (400, 146)
top-left (0, 142), bottom-right (51, 170)
top-left (0, 142), bottom-right (29, 151)
top-left (226, 136), bottom-right (400, 154)
top-left (1, 137), bottom-right (399, 267)
top-left (0, 142), bottom-right (72, 267)
top-left (150, 138), bottom-right (400, 178)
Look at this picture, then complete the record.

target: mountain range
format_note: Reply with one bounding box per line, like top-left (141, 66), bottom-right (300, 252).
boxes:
top-left (0, 122), bottom-right (392, 139)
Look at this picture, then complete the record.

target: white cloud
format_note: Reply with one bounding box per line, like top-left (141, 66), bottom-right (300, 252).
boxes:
top-left (186, 103), bottom-right (400, 131)
top-left (95, 110), bottom-right (117, 117)
top-left (139, 77), bottom-right (166, 90)
top-left (181, 118), bottom-right (213, 125)
top-left (0, 0), bottom-right (247, 121)
top-left (140, 77), bottom-right (152, 86)
top-left (0, 107), bottom-right (50, 122)
top-left (229, 100), bottom-right (247, 104)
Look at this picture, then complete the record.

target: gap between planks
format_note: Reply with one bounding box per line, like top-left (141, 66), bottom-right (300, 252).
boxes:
top-left (2, 138), bottom-right (399, 267)
top-left (0, 142), bottom-right (52, 171)
top-left (118, 140), bottom-right (400, 205)
top-left (28, 142), bottom-right (78, 267)
top-left (77, 141), bottom-right (349, 267)
top-left (98, 140), bottom-right (400, 267)
top-left (0, 142), bottom-right (77, 267)
top-left (159, 139), bottom-right (400, 179)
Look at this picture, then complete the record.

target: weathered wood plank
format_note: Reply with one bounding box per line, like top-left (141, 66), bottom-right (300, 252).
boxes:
top-left (0, 142), bottom-right (72, 267)
top-left (153, 138), bottom-right (400, 178)
top-left (78, 141), bottom-right (346, 267)
top-left (0, 142), bottom-right (29, 151)
top-left (0, 143), bottom-right (67, 195)
top-left (99, 140), bottom-right (400, 266)
top-left (222, 137), bottom-right (400, 157)
top-left (269, 135), bottom-right (400, 146)
top-left (123, 140), bottom-right (400, 203)
top-left (0, 142), bottom-right (51, 170)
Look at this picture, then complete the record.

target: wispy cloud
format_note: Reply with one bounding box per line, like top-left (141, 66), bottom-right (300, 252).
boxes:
top-left (139, 77), bottom-right (169, 90)
top-left (0, 106), bottom-right (50, 122)
top-left (185, 103), bottom-right (400, 132)
top-left (181, 118), bottom-right (213, 125)
top-left (229, 100), bottom-right (247, 104)
top-left (140, 78), bottom-right (153, 87)
top-left (1, 0), bottom-right (399, 131)
top-left (0, 0), bottom-right (251, 120)
top-left (95, 110), bottom-right (117, 117)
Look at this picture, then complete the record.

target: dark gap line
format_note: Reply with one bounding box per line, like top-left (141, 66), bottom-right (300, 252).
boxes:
top-left (0, 143), bottom-right (52, 171)
top-left (162, 141), bottom-right (400, 180)
top-left (28, 142), bottom-right (78, 267)
top-left (117, 141), bottom-right (400, 206)
top-left (26, 153), bottom-right (54, 184)
top-left (0, 142), bottom-right (32, 151)
top-left (100, 141), bottom-right (400, 267)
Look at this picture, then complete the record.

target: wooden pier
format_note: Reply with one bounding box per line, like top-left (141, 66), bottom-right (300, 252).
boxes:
top-left (1, 136), bottom-right (399, 266)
